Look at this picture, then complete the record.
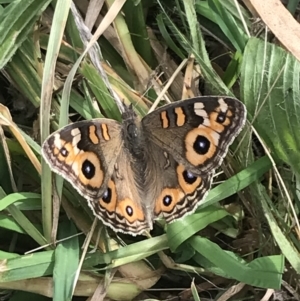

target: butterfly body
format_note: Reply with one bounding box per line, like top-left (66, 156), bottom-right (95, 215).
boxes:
top-left (42, 96), bottom-right (246, 235)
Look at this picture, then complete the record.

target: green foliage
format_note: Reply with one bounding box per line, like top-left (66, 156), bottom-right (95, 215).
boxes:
top-left (0, 0), bottom-right (298, 300)
top-left (241, 37), bottom-right (300, 174)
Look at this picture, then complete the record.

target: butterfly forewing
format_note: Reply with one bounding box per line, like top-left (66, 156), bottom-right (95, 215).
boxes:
top-left (142, 96), bottom-right (246, 175)
top-left (42, 119), bottom-right (123, 200)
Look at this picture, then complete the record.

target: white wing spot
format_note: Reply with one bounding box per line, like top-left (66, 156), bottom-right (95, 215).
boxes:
top-left (194, 102), bottom-right (210, 126)
top-left (71, 128), bottom-right (82, 148)
top-left (218, 98), bottom-right (228, 112)
top-left (54, 133), bottom-right (62, 148)
top-left (194, 102), bottom-right (207, 117)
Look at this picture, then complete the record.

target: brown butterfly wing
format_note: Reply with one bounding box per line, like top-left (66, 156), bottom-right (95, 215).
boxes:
top-left (142, 96), bottom-right (246, 175)
top-left (143, 143), bottom-right (212, 222)
top-left (88, 149), bottom-right (152, 235)
top-left (42, 119), bottom-right (123, 200)
top-left (142, 96), bottom-right (246, 222)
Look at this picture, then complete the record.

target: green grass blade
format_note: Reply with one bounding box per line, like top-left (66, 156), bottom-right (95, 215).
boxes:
top-left (157, 1), bottom-right (231, 95)
top-left (0, 193), bottom-right (41, 211)
top-left (0, 0), bottom-right (52, 69)
top-left (53, 221), bottom-right (79, 301)
top-left (258, 185), bottom-right (300, 274)
top-left (241, 37), bottom-right (300, 174)
top-left (222, 51), bottom-right (243, 88)
top-left (0, 214), bottom-right (25, 234)
top-left (208, 0), bottom-right (248, 52)
top-left (5, 45), bottom-right (42, 108)
top-left (80, 61), bottom-right (121, 120)
top-left (83, 235), bottom-right (169, 268)
top-left (167, 206), bottom-right (229, 251)
top-left (40, 0), bottom-right (73, 242)
top-left (0, 251), bottom-right (54, 282)
top-left (190, 236), bottom-right (283, 289)
top-left (0, 188), bottom-right (46, 246)
top-left (205, 156), bottom-right (272, 205)
top-left (123, 1), bottom-right (154, 67)
top-left (156, 14), bottom-right (185, 59)
top-left (182, 0), bottom-right (202, 54)
top-left (191, 280), bottom-right (201, 301)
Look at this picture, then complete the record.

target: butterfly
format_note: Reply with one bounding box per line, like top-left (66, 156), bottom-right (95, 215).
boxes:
top-left (42, 96), bottom-right (246, 235)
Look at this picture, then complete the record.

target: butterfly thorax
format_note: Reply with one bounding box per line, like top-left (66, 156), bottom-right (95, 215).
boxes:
top-left (121, 107), bottom-right (148, 184)
top-left (122, 107), bottom-right (144, 157)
